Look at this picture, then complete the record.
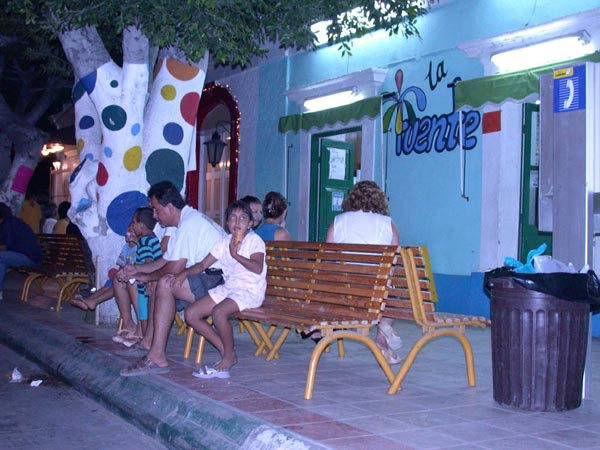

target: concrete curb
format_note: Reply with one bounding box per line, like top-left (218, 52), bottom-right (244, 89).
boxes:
top-left (0, 310), bottom-right (327, 450)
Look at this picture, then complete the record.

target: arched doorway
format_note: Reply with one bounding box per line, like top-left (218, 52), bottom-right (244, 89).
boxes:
top-left (186, 83), bottom-right (240, 225)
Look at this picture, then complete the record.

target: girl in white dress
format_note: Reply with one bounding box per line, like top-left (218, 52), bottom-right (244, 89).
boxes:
top-left (180, 200), bottom-right (267, 378)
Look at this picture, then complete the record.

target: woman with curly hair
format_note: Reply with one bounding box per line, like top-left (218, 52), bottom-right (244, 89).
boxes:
top-left (325, 180), bottom-right (403, 364)
top-left (255, 191), bottom-right (292, 241)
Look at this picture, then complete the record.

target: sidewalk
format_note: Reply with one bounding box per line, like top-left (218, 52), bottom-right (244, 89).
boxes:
top-left (2, 271), bottom-right (600, 449)
top-left (0, 342), bottom-right (169, 449)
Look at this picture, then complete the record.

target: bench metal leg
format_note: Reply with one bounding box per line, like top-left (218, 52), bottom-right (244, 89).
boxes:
top-left (183, 326), bottom-right (195, 359)
top-left (264, 328), bottom-right (289, 361)
top-left (21, 274), bottom-right (46, 302)
top-left (56, 276), bottom-right (89, 312)
top-left (304, 330), bottom-right (396, 400)
top-left (387, 330), bottom-right (476, 395)
top-left (183, 317), bottom-right (213, 363)
top-left (253, 325), bottom-right (278, 357)
top-left (174, 313), bottom-right (187, 335)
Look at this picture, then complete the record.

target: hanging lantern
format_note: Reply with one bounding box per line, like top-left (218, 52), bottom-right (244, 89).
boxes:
top-left (204, 131), bottom-right (227, 167)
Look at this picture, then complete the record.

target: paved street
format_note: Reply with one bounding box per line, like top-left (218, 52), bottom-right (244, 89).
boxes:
top-left (0, 343), bottom-right (168, 450)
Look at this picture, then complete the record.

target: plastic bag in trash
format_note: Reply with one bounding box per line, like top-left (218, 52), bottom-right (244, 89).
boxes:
top-left (533, 255), bottom-right (577, 273)
top-left (484, 266), bottom-right (600, 312)
top-left (504, 243), bottom-right (547, 273)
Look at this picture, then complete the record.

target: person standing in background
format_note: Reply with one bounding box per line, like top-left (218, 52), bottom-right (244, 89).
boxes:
top-left (19, 188), bottom-right (42, 233)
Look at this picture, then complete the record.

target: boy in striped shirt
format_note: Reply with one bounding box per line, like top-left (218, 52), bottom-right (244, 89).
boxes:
top-left (121, 207), bottom-right (162, 347)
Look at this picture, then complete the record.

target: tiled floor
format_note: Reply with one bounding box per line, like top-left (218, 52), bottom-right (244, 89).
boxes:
top-left (4, 273), bottom-right (600, 449)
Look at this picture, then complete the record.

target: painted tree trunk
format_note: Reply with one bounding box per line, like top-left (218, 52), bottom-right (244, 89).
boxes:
top-left (0, 134), bottom-right (12, 182)
top-left (0, 95), bottom-right (47, 214)
top-left (60, 26), bottom-right (208, 323)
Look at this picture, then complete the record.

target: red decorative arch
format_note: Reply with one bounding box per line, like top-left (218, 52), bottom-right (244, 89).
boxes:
top-left (186, 82), bottom-right (240, 208)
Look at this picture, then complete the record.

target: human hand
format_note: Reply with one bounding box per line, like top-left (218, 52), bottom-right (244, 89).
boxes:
top-left (116, 267), bottom-right (129, 282)
top-left (136, 272), bottom-right (148, 283)
top-left (121, 264), bottom-right (136, 277)
top-left (229, 237), bottom-right (241, 257)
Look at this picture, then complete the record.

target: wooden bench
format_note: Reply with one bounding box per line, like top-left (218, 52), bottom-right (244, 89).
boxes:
top-left (384, 246), bottom-right (490, 394)
top-left (20, 234), bottom-right (95, 312)
top-left (184, 241), bottom-right (398, 400)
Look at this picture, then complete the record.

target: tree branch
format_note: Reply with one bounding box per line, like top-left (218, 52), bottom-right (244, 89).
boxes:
top-left (25, 75), bottom-right (63, 125)
top-left (123, 26), bottom-right (149, 64)
top-left (58, 25), bottom-right (111, 79)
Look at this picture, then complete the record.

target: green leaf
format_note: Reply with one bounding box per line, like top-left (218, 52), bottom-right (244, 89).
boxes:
top-left (404, 100), bottom-right (417, 125)
top-left (382, 104), bottom-right (396, 134)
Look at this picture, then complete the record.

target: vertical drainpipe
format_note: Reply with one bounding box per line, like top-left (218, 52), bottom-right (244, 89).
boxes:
top-left (283, 50), bottom-right (292, 199)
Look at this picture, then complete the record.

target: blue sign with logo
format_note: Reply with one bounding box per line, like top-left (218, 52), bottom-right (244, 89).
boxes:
top-left (553, 64), bottom-right (586, 113)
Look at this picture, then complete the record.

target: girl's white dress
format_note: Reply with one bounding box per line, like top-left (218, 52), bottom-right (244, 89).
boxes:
top-left (208, 231), bottom-right (267, 310)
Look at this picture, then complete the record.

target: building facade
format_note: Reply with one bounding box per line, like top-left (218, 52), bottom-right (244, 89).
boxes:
top-left (191, 0), bottom-right (600, 332)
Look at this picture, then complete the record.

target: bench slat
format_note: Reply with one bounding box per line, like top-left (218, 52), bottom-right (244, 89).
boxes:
top-left (227, 241), bottom-right (397, 400)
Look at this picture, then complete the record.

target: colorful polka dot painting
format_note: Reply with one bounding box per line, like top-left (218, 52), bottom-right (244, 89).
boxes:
top-left (73, 57), bottom-right (204, 235)
top-left (146, 149), bottom-right (185, 191)
top-left (106, 191), bottom-right (149, 236)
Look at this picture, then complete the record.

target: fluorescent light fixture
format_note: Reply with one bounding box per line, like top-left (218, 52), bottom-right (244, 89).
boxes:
top-left (303, 88), bottom-right (364, 112)
top-left (491, 31), bottom-right (593, 73)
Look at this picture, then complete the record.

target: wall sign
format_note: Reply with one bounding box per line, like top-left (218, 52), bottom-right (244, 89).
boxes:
top-left (553, 65), bottom-right (586, 113)
top-left (384, 67), bottom-right (481, 157)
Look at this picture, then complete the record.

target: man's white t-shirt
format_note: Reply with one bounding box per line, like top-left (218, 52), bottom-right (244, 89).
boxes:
top-left (163, 205), bottom-right (225, 268)
top-left (153, 223), bottom-right (175, 242)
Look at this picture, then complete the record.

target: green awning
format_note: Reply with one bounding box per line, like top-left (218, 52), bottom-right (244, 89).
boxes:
top-left (279, 96), bottom-right (381, 133)
top-left (455, 52), bottom-right (600, 110)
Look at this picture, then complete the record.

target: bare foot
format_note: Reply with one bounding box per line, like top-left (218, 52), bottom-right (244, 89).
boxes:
top-left (71, 296), bottom-right (93, 311)
top-left (214, 355), bottom-right (238, 372)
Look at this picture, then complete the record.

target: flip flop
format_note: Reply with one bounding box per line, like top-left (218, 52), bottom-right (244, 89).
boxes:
top-left (121, 335), bottom-right (142, 347)
top-left (120, 357), bottom-right (170, 377)
top-left (112, 329), bottom-right (137, 344)
top-left (192, 365), bottom-right (230, 379)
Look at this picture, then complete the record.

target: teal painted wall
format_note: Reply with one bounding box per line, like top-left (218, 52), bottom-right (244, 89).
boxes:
top-left (248, 0), bottom-right (600, 331)
top-left (381, 48), bottom-right (484, 275)
top-left (435, 272), bottom-right (490, 319)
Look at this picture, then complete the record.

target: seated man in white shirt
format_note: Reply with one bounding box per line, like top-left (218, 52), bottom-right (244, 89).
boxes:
top-left (119, 181), bottom-right (225, 376)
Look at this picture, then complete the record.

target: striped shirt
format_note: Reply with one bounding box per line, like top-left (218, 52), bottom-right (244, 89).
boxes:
top-left (136, 233), bottom-right (162, 294)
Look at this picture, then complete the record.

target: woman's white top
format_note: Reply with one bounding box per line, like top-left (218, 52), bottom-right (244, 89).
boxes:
top-left (332, 210), bottom-right (393, 245)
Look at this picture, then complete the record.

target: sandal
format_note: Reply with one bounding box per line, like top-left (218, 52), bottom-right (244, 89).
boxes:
top-left (380, 348), bottom-right (402, 365)
top-left (120, 357), bottom-right (169, 377)
top-left (378, 323), bottom-right (403, 350)
top-left (192, 365), bottom-right (230, 379)
top-left (121, 335), bottom-right (142, 347)
top-left (112, 329), bottom-right (136, 344)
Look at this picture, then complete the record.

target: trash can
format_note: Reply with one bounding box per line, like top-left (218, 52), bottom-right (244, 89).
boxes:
top-left (489, 277), bottom-right (589, 411)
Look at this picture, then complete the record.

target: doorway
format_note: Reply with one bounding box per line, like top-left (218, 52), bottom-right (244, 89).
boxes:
top-left (186, 83), bottom-right (239, 223)
top-left (309, 128), bottom-right (361, 241)
top-left (519, 103), bottom-right (552, 259)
